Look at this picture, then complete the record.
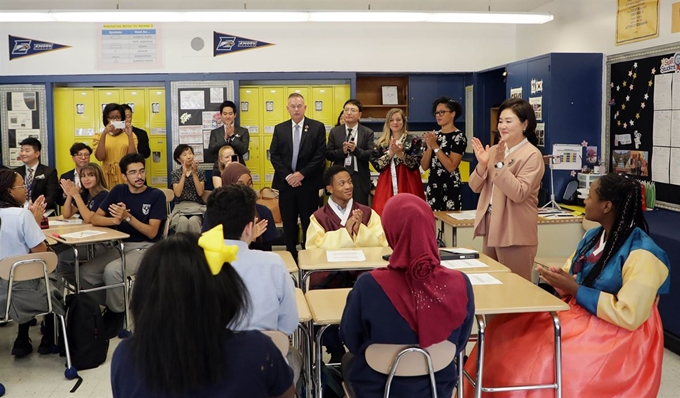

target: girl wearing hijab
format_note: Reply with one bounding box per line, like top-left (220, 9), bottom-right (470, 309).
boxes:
top-left (340, 193), bottom-right (475, 398)
top-left (202, 163), bottom-right (278, 251)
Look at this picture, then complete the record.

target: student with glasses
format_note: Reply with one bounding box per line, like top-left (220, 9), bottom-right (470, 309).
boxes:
top-left (326, 99), bottom-right (375, 206)
top-left (421, 97), bottom-right (467, 211)
top-left (80, 153), bottom-right (166, 339)
top-left (94, 103), bottom-right (139, 188)
top-left (57, 142), bottom-right (92, 206)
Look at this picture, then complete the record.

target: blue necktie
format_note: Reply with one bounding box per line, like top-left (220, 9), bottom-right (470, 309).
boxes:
top-left (291, 124), bottom-right (301, 171)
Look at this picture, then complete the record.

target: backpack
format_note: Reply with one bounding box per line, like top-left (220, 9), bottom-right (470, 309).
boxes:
top-left (64, 293), bottom-right (110, 370)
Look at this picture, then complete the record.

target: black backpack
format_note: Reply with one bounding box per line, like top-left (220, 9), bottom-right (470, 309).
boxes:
top-left (64, 293), bottom-right (110, 370)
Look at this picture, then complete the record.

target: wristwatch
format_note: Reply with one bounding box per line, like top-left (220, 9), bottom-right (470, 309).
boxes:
top-left (494, 161), bottom-right (505, 169)
top-left (123, 216), bottom-right (131, 223)
top-left (433, 148), bottom-right (440, 155)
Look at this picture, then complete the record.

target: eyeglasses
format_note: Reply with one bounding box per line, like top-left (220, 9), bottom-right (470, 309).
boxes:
top-left (434, 110), bottom-right (452, 117)
top-left (108, 116), bottom-right (122, 121)
top-left (74, 153), bottom-right (91, 158)
top-left (126, 169), bottom-right (147, 176)
top-left (11, 184), bottom-right (27, 190)
top-left (343, 108), bottom-right (360, 114)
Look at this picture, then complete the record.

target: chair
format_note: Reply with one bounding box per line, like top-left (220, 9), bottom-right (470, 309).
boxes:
top-left (161, 188), bottom-right (175, 239)
top-left (0, 252), bottom-right (77, 396)
top-left (261, 330), bottom-right (290, 356)
top-left (344, 340), bottom-right (457, 398)
top-left (201, 189), bottom-right (212, 203)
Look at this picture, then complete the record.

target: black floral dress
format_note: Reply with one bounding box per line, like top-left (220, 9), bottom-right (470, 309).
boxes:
top-left (426, 130), bottom-right (467, 211)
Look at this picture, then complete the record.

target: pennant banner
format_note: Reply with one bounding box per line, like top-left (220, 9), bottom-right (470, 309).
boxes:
top-left (213, 32), bottom-right (273, 57)
top-left (9, 35), bottom-right (70, 60)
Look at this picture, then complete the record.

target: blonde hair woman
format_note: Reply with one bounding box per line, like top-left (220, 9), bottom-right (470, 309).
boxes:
top-left (212, 145), bottom-right (236, 188)
top-left (60, 162), bottom-right (109, 223)
top-left (369, 108), bottom-right (426, 215)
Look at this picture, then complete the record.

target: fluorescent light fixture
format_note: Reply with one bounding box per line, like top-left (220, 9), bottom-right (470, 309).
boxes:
top-left (0, 10), bottom-right (554, 24)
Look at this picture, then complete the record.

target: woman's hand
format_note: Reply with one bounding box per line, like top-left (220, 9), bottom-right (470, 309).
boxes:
top-left (422, 131), bottom-right (438, 150)
top-left (60, 179), bottom-right (80, 198)
top-left (253, 218), bottom-right (268, 239)
top-left (495, 140), bottom-right (507, 163)
top-left (29, 195), bottom-right (46, 224)
top-left (104, 122), bottom-right (116, 135)
top-left (389, 139), bottom-right (403, 158)
top-left (536, 266), bottom-right (579, 297)
top-left (471, 138), bottom-right (490, 167)
top-left (124, 121), bottom-right (134, 136)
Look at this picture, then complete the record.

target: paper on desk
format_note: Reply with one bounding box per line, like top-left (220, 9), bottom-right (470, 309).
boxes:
top-left (59, 230), bottom-right (107, 239)
top-left (441, 248), bottom-right (478, 254)
top-left (467, 273), bottom-right (502, 285)
top-left (49, 219), bottom-right (84, 226)
top-left (441, 259), bottom-right (488, 269)
top-left (447, 210), bottom-right (476, 220)
top-left (326, 250), bottom-right (367, 262)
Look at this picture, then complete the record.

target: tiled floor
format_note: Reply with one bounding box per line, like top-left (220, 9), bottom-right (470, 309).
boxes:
top-left (1, 321), bottom-right (680, 397)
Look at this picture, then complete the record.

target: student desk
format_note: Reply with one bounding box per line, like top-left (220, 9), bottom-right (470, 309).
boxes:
top-left (442, 251), bottom-right (511, 274)
top-left (297, 247), bottom-right (392, 291)
top-left (433, 211), bottom-right (585, 258)
top-left (275, 250), bottom-right (299, 285)
top-left (458, 272), bottom-right (570, 398)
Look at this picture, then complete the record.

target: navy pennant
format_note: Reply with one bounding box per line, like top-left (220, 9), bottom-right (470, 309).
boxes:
top-left (9, 35), bottom-right (70, 60)
top-left (213, 32), bottom-right (273, 57)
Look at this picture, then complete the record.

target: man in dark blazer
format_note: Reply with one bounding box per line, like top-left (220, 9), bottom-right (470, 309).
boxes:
top-left (57, 142), bottom-right (93, 206)
top-left (14, 137), bottom-right (60, 210)
top-left (269, 93), bottom-right (327, 259)
top-left (326, 99), bottom-right (374, 205)
top-left (121, 104), bottom-right (151, 159)
top-left (206, 100), bottom-right (249, 166)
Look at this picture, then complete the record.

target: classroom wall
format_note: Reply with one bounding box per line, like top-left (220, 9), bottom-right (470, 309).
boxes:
top-left (0, 22), bottom-right (517, 76)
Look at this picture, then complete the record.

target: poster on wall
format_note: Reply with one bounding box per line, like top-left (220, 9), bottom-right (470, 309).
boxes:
top-left (529, 97), bottom-right (543, 120)
top-left (552, 144), bottom-right (582, 170)
top-left (1, 86), bottom-right (48, 168)
top-left (616, 0), bottom-right (659, 45)
top-left (97, 24), bottom-right (162, 70)
top-left (510, 87), bottom-right (522, 99)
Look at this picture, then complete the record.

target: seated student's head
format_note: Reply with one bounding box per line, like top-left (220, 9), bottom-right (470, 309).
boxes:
top-left (221, 163), bottom-right (252, 188)
top-left (128, 231), bottom-right (248, 393)
top-left (206, 184), bottom-right (257, 242)
top-left (79, 162), bottom-right (108, 193)
top-left (19, 137), bottom-right (41, 167)
top-left (218, 145), bottom-right (236, 173)
top-left (70, 142), bottom-right (92, 170)
top-left (0, 169), bottom-right (26, 208)
top-left (324, 165), bottom-right (353, 204)
top-left (173, 144), bottom-right (194, 166)
top-left (119, 153), bottom-right (146, 189)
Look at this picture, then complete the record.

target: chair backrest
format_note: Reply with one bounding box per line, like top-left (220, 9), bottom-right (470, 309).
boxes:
top-left (0, 252), bottom-right (58, 281)
top-left (365, 340), bottom-right (457, 377)
top-left (261, 330), bottom-right (289, 357)
top-left (161, 188), bottom-right (175, 204)
top-left (201, 189), bottom-right (212, 203)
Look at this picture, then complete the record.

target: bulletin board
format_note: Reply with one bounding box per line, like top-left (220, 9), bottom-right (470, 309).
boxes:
top-left (0, 85), bottom-right (49, 168)
top-left (170, 81), bottom-right (235, 170)
top-left (606, 42), bottom-right (680, 211)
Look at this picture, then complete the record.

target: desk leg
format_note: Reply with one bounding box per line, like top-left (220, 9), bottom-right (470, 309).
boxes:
top-left (73, 246), bottom-right (80, 293)
top-left (298, 324), bottom-right (313, 398)
top-left (551, 312), bottom-right (562, 398)
top-left (115, 241), bottom-right (130, 333)
top-left (315, 324), bottom-right (331, 398)
top-left (474, 315), bottom-right (486, 398)
top-left (458, 350), bottom-right (465, 398)
top-left (301, 270), bottom-right (317, 293)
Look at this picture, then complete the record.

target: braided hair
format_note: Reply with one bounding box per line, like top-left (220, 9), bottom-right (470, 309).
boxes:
top-left (577, 173), bottom-right (647, 287)
top-left (0, 169), bottom-right (21, 209)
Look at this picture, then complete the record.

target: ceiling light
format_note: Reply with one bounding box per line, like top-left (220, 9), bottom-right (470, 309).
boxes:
top-left (309, 12), bottom-right (429, 23)
top-left (0, 12), bottom-right (55, 22)
top-left (52, 11), bottom-right (183, 22)
top-left (184, 11), bottom-right (308, 23)
top-left (428, 12), bottom-right (553, 24)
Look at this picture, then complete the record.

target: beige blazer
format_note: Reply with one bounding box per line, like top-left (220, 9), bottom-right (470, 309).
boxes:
top-left (468, 142), bottom-right (544, 247)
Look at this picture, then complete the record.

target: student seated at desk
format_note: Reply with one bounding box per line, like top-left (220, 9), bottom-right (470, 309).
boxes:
top-left (111, 233), bottom-right (295, 398)
top-left (463, 174), bottom-right (670, 398)
top-left (340, 193), bottom-right (475, 398)
top-left (0, 170), bottom-right (63, 357)
top-left (306, 165), bottom-right (387, 250)
top-left (81, 153), bottom-right (166, 339)
top-left (204, 184), bottom-right (301, 385)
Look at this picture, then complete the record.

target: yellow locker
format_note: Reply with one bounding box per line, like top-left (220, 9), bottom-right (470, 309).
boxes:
top-left (262, 86), bottom-right (285, 135)
top-left (122, 89), bottom-right (147, 127)
top-left (97, 89), bottom-right (122, 132)
top-left (310, 86), bottom-right (335, 133)
top-left (146, 88), bottom-right (167, 188)
top-left (286, 87), bottom-right (309, 103)
top-left (239, 86), bottom-right (261, 134)
top-left (247, 135), bottom-right (262, 188)
top-left (333, 84), bottom-right (351, 122)
top-left (262, 135), bottom-right (275, 173)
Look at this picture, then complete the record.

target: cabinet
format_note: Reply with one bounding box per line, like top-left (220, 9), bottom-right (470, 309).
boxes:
top-left (408, 74), bottom-right (466, 123)
top-left (356, 75), bottom-right (409, 120)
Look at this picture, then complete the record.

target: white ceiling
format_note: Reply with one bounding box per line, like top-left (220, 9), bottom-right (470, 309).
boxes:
top-left (0, 0), bottom-right (555, 11)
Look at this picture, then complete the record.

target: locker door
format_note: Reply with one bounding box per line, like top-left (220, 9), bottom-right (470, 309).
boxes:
top-left (333, 83), bottom-right (351, 124)
top-left (310, 86), bottom-right (335, 134)
top-left (122, 89), bottom-right (147, 129)
top-left (97, 89), bottom-right (122, 132)
top-left (239, 86), bottom-right (260, 129)
top-left (287, 86), bottom-right (309, 102)
top-left (262, 86), bottom-right (285, 136)
top-left (146, 88), bottom-right (167, 188)
top-left (247, 135), bottom-right (262, 189)
top-left (54, 88), bottom-right (99, 175)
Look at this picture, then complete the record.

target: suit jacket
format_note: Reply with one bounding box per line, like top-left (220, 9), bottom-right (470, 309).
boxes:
top-left (132, 126), bottom-right (151, 159)
top-left (57, 169), bottom-right (77, 206)
top-left (206, 125), bottom-right (249, 165)
top-left (326, 124), bottom-right (374, 196)
top-left (14, 163), bottom-right (61, 210)
top-left (269, 118), bottom-right (326, 192)
top-left (468, 143), bottom-right (544, 247)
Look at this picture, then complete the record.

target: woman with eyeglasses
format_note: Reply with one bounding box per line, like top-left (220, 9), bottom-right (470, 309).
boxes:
top-left (93, 103), bottom-right (139, 188)
top-left (0, 169), bottom-right (63, 358)
top-left (421, 97), bottom-right (467, 211)
top-left (370, 108), bottom-right (426, 215)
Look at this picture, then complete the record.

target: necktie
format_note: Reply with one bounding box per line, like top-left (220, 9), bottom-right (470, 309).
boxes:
top-left (346, 128), bottom-right (353, 141)
top-left (291, 124), bottom-right (301, 171)
top-left (26, 167), bottom-right (34, 199)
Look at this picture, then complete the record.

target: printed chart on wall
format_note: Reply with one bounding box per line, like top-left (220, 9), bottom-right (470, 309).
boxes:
top-left (97, 24), bottom-right (162, 69)
top-left (170, 81), bottom-right (235, 171)
top-left (607, 43), bottom-right (680, 209)
top-left (0, 87), bottom-right (48, 168)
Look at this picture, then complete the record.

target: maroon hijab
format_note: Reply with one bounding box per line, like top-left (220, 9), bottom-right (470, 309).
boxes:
top-left (221, 163), bottom-right (250, 186)
top-left (371, 193), bottom-right (470, 348)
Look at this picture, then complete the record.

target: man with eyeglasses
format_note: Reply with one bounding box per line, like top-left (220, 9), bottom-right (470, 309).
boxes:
top-left (326, 99), bottom-right (374, 205)
top-left (14, 137), bottom-right (60, 210)
top-left (269, 93), bottom-right (327, 260)
top-left (80, 153), bottom-right (166, 338)
top-left (56, 142), bottom-right (92, 206)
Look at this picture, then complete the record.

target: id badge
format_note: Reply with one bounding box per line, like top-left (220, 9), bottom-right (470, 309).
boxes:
top-left (344, 156), bottom-right (352, 167)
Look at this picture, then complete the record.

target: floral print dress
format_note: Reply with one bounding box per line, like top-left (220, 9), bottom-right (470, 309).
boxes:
top-left (426, 130), bottom-right (467, 211)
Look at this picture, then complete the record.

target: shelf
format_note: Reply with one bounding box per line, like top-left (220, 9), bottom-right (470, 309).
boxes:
top-left (360, 118), bottom-right (386, 123)
top-left (356, 75), bottom-right (409, 119)
top-left (363, 104), bottom-right (408, 108)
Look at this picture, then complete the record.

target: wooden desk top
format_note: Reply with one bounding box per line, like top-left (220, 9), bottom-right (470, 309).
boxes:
top-left (275, 250), bottom-right (298, 274)
top-left (47, 225), bottom-right (130, 244)
top-left (440, 250), bottom-right (511, 274)
top-left (305, 288), bottom-right (351, 325)
top-left (434, 211), bottom-right (583, 227)
top-left (472, 273), bottom-right (569, 315)
top-left (298, 247), bottom-right (392, 271)
top-left (296, 288), bottom-right (312, 323)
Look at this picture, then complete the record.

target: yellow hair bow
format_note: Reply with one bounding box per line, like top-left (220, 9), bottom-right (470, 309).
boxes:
top-left (198, 225), bottom-right (239, 275)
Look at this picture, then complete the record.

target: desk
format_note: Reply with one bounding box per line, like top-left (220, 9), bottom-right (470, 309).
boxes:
top-left (434, 211), bottom-right (584, 258)
top-left (441, 251), bottom-right (510, 274)
top-left (459, 273), bottom-right (569, 398)
top-left (295, 288), bottom-right (313, 398)
top-left (275, 250), bottom-right (299, 285)
top-left (298, 247), bottom-right (392, 291)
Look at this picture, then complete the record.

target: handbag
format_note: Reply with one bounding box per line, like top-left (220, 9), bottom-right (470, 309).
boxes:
top-left (257, 187), bottom-right (282, 223)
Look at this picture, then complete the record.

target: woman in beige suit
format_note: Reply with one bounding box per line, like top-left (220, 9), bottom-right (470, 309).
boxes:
top-left (469, 98), bottom-right (544, 281)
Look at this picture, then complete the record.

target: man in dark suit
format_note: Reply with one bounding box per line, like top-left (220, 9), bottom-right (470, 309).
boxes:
top-left (121, 104), bottom-right (151, 159)
top-left (206, 100), bottom-right (249, 166)
top-left (269, 93), bottom-right (326, 258)
top-left (14, 137), bottom-right (60, 210)
top-left (326, 99), bottom-right (374, 205)
top-left (56, 142), bottom-right (93, 206)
